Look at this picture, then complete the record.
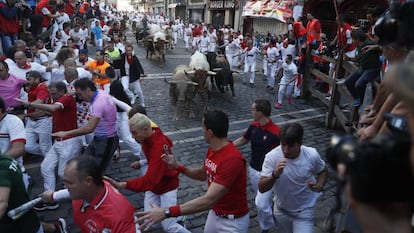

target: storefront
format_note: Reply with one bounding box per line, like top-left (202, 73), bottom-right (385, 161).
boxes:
top-left (207, 0), bottom-right (236, 28)
top-left (242, 0), bottom-right (294, 35)
top-left (188, 0), bottom-right (205, 24)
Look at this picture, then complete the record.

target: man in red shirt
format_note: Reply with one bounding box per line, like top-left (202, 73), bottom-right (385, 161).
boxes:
top-left (17, 81), bottom-right (82, 210)
top-left (35, 0), bottom-right (63, 32)
top-left (40, 156), bottom-right (138, 233)
top-left (104, 113), bottom-right (190, 233)
top-left (136, 110), bottom-right (249, 233)
top-left (24, 71), bottom-right (53, 157)
top-left (331, 15), bottom-right (357, 58)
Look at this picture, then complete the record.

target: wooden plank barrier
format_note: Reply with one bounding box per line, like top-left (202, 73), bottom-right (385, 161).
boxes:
top-left (301, 47), bottom-right (360, 133)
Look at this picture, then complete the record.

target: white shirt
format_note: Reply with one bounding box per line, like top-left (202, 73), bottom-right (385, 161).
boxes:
top-left (280, 62), bottom-right (298, 84)
top-left (266, 47), bottom-right (280, 63)
top-left (5, 60), bottom-right (49, 81)
top-left (280, 44), bottom-right (297, 59)
top-left (225, 40), bottom-right (240, 55)
top-left (261, 145), bottom-right (325, 212)
top-left (244, 47), bottom-right (259, 64)
top-left (199, 36), bottom-right (210, 52)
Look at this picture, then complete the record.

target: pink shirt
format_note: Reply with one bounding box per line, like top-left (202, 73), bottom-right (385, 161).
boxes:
top-left (90, 90), bottom-right (117, 137)
top-left (0, 74), bottom-right (26, 108)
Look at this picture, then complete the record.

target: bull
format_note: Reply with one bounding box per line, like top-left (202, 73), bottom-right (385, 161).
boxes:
top-left (143, 31), bottom-right (166, 62)
top-left (168, 65), bottom-right (198, 120)
top-left (210, 55), bottom-right (236, 97)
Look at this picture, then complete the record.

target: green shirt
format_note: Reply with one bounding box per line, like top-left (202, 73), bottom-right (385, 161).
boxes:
top-left (0, 156), bottom-right (40, 233)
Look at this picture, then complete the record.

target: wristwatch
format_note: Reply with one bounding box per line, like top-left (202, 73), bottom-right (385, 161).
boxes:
top-left (164, 208), bottom-right (171, 218)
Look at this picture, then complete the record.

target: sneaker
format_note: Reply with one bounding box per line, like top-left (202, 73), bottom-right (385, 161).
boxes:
top-left (287, 96), bottom-right (292, 104)
top-left (54, 218), bottom-right (68, 233)
top-left (352, 99), bottom-right (361, 107)
top-left (274, 103), bottom-right (282, 108)
top-left (249, 83), bottom-right (254, 88)
top-left (34, 202), bottom-right (59, 211)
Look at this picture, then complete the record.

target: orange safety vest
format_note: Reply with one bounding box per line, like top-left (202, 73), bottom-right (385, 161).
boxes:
top-left (306, 19), bottom-right (321, 44)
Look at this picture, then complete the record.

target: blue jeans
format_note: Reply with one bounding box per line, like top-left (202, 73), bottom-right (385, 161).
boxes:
top-left (344, 68), bottom-right (380, 100)
top-left (0, 33), bottom-right (17, 55)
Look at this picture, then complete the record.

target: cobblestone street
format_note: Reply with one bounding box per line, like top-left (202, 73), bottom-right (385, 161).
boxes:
top-left (27, 31), bottom-right (343, 233)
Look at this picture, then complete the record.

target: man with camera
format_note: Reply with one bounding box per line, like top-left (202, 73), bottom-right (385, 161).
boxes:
top-left (258, 123), bottom-right (328, 233)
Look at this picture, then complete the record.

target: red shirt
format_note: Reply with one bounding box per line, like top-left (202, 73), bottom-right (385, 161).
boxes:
top-left (72, 181), bottom-right (137, 233)
top-left (337, 23), bottom-right (356, 52)
top-left (64, 0), bottom-right (75, 17)
top-left (306, 18), bottom-right (321, 44)
top-left (293, 21), bottom-right (307, 38)
top-left (205, 142), bottom-right (249, 217)
top-left (27, 83), bottom-right (50, 114)
top-left (126, 128), bottom-right (179, 195)
top-left (52, 95), bottom-right (77, 132)
top-left (35, 0), bottom-right (54, 28)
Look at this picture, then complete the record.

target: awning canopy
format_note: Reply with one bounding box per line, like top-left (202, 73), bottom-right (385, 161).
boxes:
top-left (242, 0), bottom-right (294, 23)
top-left (168, 3), bottom-right (178, 8)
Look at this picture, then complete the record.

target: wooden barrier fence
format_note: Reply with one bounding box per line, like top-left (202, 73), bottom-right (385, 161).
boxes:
top-left (301, 47), bottom-right (361, 133)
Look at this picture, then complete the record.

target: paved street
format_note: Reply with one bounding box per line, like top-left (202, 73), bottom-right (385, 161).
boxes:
top-left (26, 30), bottom-right (343, 233)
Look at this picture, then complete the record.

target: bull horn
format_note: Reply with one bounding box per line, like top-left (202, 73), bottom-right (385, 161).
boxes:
top-left (185, 70), bottom-right (196, 75)
top-left (213, 68), bottom-right (222, 72)
top-left (207, 71), bottom-right (216, 76)
top-left (187, 81), bottom-right (198, 85)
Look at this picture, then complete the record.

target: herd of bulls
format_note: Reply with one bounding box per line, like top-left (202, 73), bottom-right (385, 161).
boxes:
top-left (134, 26), bottom-right (236, 120)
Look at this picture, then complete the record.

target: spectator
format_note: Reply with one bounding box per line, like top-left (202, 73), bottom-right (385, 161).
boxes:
top-left (340, 30), bottom-right (381, 107)
top-left (52, 78), bottom-right (118, 173)
top-left (331, 14), bottom-right (357, 59)
top-left (137, 110), bottom-right (249, 233)
top-left (259, 123), bottom-right (328, 233)
top-left (0, 0), bottom-right (24, 55)
top-left (233, 99), bottom-right (280, 233)
top-left (35, 0), bottom-right (62, 32)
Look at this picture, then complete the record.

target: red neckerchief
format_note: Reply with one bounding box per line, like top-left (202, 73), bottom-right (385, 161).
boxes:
top-left (80, 57), bottom-right (88, 65)
top-left (22, 63), bottom-right (31, 69)
top-left (126, 55), bottom-right (133, 64)
top-left (97, 60), bottom-right (104, 66)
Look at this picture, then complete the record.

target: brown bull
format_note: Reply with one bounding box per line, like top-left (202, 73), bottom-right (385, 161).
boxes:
top-left (169, 66), bottom-right (198, 120)
top-left (143, 35), bottom-right (165, 62)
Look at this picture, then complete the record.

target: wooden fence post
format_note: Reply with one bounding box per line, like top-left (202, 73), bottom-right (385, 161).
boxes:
top-left (301, 46), bottom-right (314, 99)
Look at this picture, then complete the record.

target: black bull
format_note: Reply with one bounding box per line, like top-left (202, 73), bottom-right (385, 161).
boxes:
top-left (205, 52), bottom-right (235, 97)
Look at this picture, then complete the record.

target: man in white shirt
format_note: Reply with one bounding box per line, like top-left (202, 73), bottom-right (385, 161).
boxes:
top-left (259, 123), bottom-right (328, 233)
top-left (266, 39), bottom-right (280, 91)
top-left (198, 31), bottom-right (210, 53)
top-left (274, 55), bottom-right (298, 108)
top-left (225, 35), bottom-right (241, 69)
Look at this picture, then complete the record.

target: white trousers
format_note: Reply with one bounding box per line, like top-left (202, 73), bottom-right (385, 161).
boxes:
top-left (277, 80), bottom-right (295, 104)
top-left (144, 189), bottom-right (191, 233)
top-left (184, 35), bottom-right (191, 48)
top-left (25, 117), bottom-right (52, 156)
top-left (250, 166), bottom-right (276, 231)
top-left (267, 63), bottom-right (278, 88)
top-left (172, 31), bottom-right (178, 45)
top-left (117, 112), bottom-right (144, 158)
top-left (95, 38), bottom-right (103, 50)
top-left (274, 207), bottom-right (314, 233)
top-left (226, 54), bottom-right (238, 70)
top-left (41, 136), bottom-right (82, 191)
top-left (243, 62), bottom-right (256, 84)
top-left (263, 58), bottom-right (268, 77)
top-left (121, 76), bottom-right (145, 106)
top-left (204, 210), bottom-right (249, 233)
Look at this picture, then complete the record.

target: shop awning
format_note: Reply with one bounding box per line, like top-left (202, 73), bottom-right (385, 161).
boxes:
top-left (168, 3), bottom-right (178, 8)
top-left (242, 0), bottom-right (294, 23)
